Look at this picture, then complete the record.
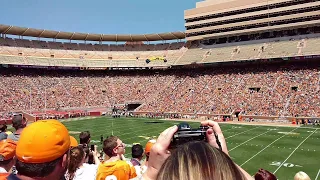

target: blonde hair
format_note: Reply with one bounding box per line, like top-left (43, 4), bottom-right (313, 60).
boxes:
top-left (156, 141), bottom-right (245, 180)
top-left (294, 171), bottom-right (311, 180)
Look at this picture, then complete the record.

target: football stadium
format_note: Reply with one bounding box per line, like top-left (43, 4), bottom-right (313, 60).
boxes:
top-left (0, 0), bottom-right (319, 179)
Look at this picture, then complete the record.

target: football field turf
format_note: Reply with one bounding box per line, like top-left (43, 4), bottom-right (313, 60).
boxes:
top-left (62, 117), bottom-right (320, 180)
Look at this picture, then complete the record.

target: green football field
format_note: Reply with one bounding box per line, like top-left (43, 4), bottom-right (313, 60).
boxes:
top-left (62, 117), bottom-right (320, 180)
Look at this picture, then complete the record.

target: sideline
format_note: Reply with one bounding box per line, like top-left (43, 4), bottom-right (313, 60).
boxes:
top-left (159, 118), bottom-right (319, 129)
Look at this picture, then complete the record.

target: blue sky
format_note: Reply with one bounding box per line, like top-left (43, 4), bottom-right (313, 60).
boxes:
top-left (0, 0), bottom-right (200, 34)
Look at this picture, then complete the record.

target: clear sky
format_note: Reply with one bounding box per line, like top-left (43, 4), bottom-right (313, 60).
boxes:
top-left (0, 0), bottom-right (200, 34)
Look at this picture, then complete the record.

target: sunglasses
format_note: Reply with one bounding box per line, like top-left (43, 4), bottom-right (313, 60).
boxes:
top-left (115, 142), bottom-right (126, 149)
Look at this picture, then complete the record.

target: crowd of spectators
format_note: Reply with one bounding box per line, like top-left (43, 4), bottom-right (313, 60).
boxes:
top-left (0, 118), bottom-right (312, 180)
top-left (141, 61), bottom-right (319, 117)
top-left (0, 60), bottom-right (319, 118)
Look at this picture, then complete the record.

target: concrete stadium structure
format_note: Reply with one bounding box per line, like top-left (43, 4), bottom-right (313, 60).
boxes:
top-left (0, 0), bottom-right (319, 120)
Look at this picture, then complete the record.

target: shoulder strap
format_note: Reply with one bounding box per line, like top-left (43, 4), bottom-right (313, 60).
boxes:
top-left (130, 159), bottom-right (141, 166)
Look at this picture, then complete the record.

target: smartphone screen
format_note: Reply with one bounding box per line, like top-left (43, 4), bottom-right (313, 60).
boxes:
top-left (90, 144), bottom-right (94, 151)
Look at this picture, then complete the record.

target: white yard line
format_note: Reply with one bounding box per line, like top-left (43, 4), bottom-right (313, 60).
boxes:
top-left (226, 127), bottom-right (260, 139)
top-left (240, 127), bottom-right (299, 166)
top-left (218, 121), bottom-right (320, 129)
top-left (273, 129), bottom-right (318, 174)
top-left (229, 130), bottom-right (271, 152)
top-left (92, 122), bottom-right (168, 139)
top-left (315, 169), bottom-right (320, 180)
top-left (223, 127), bottom-right (241, 133)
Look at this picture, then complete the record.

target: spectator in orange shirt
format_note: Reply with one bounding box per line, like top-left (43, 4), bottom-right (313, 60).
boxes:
top-left (96, 136), bottom-right (137, 180)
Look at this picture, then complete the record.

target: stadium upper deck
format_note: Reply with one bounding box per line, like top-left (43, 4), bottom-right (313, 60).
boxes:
top-left (0, 24), bottom-right (189, 68)
top-left (0, 24), bottom-right (185, 42)
top-left (1, 0), bottom-right (320, 68)
top-left (185, 0), bottom-right (320, 41)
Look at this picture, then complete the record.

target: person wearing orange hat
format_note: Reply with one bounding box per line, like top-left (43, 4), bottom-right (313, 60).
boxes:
top-left (0, 139), bottom-right (16, 174)
top-left (141, 139), bottom-right (156, 175)
top-left (96, 136), bottom-right (137, 180)
top-left (70, 136), bottom-right (78, 147)
top-left (144, 139), bottom-right (156, 165)
top-left (6, 119), bottom-right (70, 180)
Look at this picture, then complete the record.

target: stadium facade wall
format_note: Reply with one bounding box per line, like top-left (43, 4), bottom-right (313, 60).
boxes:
top-left (185, 0), bottom-right (320, 41)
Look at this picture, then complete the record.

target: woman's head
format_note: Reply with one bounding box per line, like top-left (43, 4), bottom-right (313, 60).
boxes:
top-left (156, 141), bottom-right (245, 180)
top-left (254, 169), bottom-right (277, 180)
top-left (68, 146), bottom-right (85, 179)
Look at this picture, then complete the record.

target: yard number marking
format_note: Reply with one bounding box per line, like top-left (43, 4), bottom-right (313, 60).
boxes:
top-left (270, 161), bottom-right (302, 168)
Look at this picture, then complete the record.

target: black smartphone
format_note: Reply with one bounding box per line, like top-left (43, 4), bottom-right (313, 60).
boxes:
top-left (90, 144), bottom-right (94, 151)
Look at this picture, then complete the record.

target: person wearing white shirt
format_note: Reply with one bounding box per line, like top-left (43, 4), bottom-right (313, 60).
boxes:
top-left (65, 145), bottom-right (100, 180)
top-left (130, 144), bottom-right (144, 177)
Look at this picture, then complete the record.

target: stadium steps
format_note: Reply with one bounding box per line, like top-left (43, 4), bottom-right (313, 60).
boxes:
top-left (203, 46), bottom-right (234, 63)
top-left (85, 77), bottom-right (95, 94)
top-left (272, 76), bottom-right (282, 92)
top-left (231, 44), bottom-right (262, 60)
top-left (317, 72), bottom-right (320, 92)
top-left (301, 38), bottom-right (320, 55)
top-left (196, 73), bottom-right (230, 114)
top-left (57, 79), bottom-right (71, 96)
top-left (196, 88), bottom-right (220, 114)
top-left (105, 77), bottom-right (118, 105)
top-left (282, 93), bottom-right (294, 117)
top-left (194, 85), bottom-right (217, 114)
top-left (296, 39), bottom-right (306, 56)
top-left (172, 47), bottom-right (189, 65)
top-left (198, 49), bottom-right (212, 63)
top-left (170, 76), bottom-right (196, 112)
top-left (176, 48), bottom-right (208, 65)
top-left (135, 76), bottom-right (176, 112)
top-left (263, 40), bottom-right (300, 58)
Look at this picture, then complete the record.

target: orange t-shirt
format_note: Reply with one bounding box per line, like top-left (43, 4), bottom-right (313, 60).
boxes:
top-left (0, 173), bottom-right (9, 180)
top-left (96, 160), bottom-right (137, 180)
